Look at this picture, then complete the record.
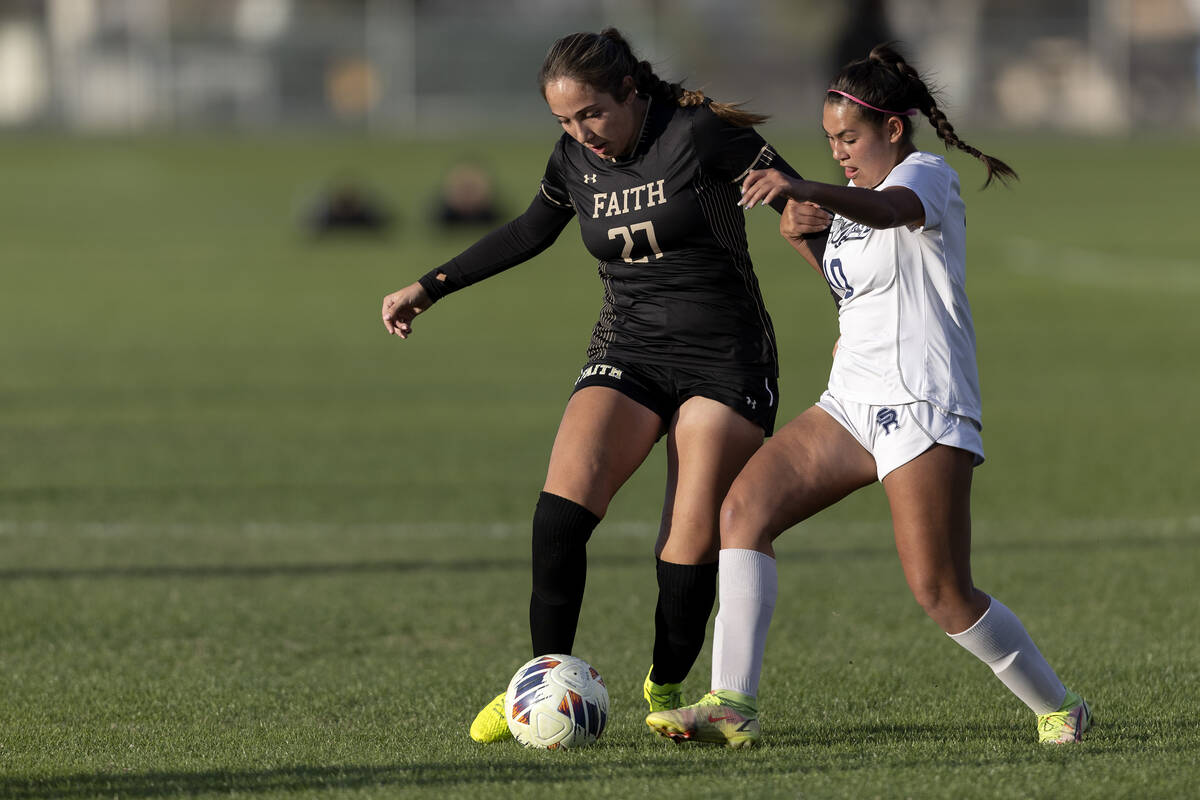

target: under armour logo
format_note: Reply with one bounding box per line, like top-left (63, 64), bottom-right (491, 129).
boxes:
top-left (744, 396), bottom-right (758, 410)
top-left (583, 174), bottom-right (597, 184)
top-left (876, 408), bottom-right (899, 434)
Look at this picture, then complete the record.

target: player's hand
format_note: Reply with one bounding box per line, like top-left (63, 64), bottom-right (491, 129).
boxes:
top-left (382, 281), bottom-right (432, 339)
top-left (738, 169), bottom-right (806, 209)
top-left (780, 199), bottom-right (832, 241)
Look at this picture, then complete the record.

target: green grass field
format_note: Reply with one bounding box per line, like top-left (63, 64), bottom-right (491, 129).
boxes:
top-left (1, 130), bottom-right (1197, 798)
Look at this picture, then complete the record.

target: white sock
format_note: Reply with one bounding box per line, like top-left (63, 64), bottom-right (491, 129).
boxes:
top-left (949, 596), bottom-right (1067, 714)
top-left (711, 548), bottom-right (777, 697)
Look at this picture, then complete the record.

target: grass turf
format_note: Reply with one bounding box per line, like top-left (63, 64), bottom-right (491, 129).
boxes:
top-left (0, 132), bottom-right (1197, 798)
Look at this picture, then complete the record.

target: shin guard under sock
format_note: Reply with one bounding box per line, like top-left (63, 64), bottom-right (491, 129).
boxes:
top-left (651, 558), bottom-right (719, 685)
top-left (711, 548), bottom-right (777, 697)
top-left (949, 596), bottom-right (1068, 714)
top-left (529, 491), bottom-right (600, 656)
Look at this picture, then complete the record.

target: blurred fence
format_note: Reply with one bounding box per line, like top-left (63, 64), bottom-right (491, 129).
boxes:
top-left (1, 0), bottom-right (1198, 134)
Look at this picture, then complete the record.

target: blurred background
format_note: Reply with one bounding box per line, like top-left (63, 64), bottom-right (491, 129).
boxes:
top-left (2, 0), bottom-right (1200, 135)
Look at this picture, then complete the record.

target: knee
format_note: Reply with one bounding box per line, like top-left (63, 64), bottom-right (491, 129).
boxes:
top-left (532, 492), bottom-right (599, 573)
top-left (719, 486), bottom-right (768, 550)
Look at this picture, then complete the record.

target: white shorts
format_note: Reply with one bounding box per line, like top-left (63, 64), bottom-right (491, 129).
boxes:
top-left (817, 390), bottom-right (985, 481)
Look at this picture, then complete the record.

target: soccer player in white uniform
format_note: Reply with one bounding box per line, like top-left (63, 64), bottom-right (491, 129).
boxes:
top-left (646, 44), bottom-right (1091, 747)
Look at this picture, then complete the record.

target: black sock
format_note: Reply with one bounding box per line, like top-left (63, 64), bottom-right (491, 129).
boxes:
top-left (651, 558), bottom-right (719, 685)
top-left (529, 491), bottom-right (600, 656)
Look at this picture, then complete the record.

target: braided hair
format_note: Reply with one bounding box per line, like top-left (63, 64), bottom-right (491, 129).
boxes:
top-left (828, 43), bottom-right (1017, 187)
top-left (538, 28), bottom-right (768, 127)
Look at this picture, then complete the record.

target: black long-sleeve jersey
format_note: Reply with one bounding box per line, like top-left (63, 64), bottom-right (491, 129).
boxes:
top-left (419, 98), bottom-right (799, 376)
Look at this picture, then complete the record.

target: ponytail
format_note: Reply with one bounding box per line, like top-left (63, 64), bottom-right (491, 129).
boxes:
top-left (829, 43), bottom-right (1017, 187)
top-left (540, 28), bottom-right (768, 128)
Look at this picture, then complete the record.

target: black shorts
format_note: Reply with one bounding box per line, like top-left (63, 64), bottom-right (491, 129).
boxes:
top-left (571, 360), bottom-right (779, 436)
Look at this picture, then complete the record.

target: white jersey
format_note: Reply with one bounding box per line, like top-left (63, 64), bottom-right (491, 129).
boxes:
top-left (821, 150), bottom-right (981, 422)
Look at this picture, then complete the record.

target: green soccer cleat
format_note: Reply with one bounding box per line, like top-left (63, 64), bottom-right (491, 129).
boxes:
top-left (645, 690), bottom-right (760, 748)
top-left (469, 691), bottom-right (512, 743)
top-left (643, 667), bottom-right (684, 712)
top-left (1037, 689), bottom-right (1092, 744)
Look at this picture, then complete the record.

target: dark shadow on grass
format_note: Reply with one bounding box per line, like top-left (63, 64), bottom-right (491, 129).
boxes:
top-left (0, 763), bottom-right (533, 799)
top-left (0, 758), bottom-right (744, 799)
top-left (1, 530), bottom-right (1194, 583)
top-left (0, 553), bottom-right (640, 582)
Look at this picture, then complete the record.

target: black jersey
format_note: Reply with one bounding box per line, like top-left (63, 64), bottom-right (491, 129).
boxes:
top-left (419, 98), bottom-right (797, 376)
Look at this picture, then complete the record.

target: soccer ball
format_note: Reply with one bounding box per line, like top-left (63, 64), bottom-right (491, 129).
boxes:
top-left (504, 654), bottom-right (609, 749)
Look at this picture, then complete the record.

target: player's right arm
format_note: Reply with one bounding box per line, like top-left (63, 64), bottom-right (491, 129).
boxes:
top-left (381, 187), bottom-right (575, 338)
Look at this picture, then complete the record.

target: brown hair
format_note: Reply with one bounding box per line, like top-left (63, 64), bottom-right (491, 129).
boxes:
top-left (539, 28), bottom-right (768, 127)
top-left (828, 43), bottom-right (1017, 187)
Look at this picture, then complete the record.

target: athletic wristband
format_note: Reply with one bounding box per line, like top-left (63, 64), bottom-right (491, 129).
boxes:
top-left (417, 268), bottom-right (452, 303)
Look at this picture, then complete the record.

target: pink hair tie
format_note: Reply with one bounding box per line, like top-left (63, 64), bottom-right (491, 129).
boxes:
top-left (827, 89), bottom-right (918, 117)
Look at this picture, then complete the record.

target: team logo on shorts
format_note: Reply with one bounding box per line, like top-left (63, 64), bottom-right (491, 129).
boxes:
top-left (876, 408), bottom-right (900, 435)
top-left (575, 363), bottom-right (623, 385)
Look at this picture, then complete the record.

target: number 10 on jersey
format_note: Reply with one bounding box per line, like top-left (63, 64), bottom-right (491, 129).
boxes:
top-left (608, 222), bottom-right (663, 264)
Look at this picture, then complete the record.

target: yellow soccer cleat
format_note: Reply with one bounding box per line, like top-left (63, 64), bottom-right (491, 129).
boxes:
top-left (645, 690), bottom-right (760, 749)
top-left (643, 667), bottom-right (684, 712)
top-left (469, 691), bottom-right (513, 743)
top-left (1038, 689), bottom-right (1092, 744)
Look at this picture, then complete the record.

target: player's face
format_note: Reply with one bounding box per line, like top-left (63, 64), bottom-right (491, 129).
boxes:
top-left (545, 76), bottom-right (641, 160)
top-left (822, 101), bottom-right (907, 188)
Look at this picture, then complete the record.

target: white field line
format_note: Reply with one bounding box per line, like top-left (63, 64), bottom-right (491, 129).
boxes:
top-left (1000, 236), bottom-right (1200, 291)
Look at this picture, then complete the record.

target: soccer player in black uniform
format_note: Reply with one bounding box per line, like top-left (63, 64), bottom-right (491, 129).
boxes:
top-left (381, 28), bottom-right (825, 742)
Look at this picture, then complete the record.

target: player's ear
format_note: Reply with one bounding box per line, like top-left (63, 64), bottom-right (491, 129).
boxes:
top-left (886, 115), bottom-right (905, 144)
top-left (620, 75), bottom-right (636, 102)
